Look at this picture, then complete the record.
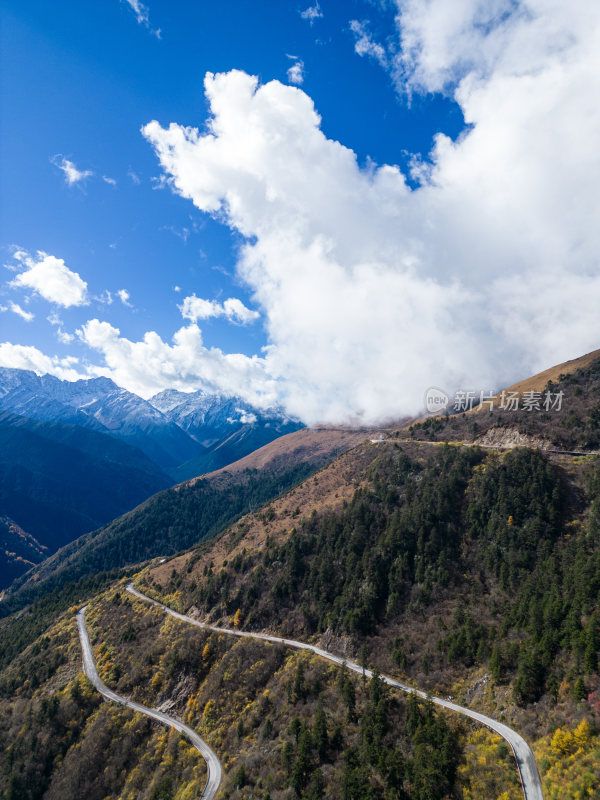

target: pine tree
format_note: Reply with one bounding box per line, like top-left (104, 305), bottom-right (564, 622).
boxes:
top-left (314, 697), bottom-right (329, 763)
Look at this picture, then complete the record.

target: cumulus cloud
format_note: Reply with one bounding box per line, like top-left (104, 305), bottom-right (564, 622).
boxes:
top-left (179, 295), bottom-right (259, 325)
top-left (8, 250), bottom-right (89, 308)
top-left (300, 3), bottom-right (323, 24)
top-left (6, 2), bottom-right (594, 423)
top-left (123, 0), bottom-right (161, 38)
top-left (77, 319), bottom-right (277, 402)
top-left (286, 57), bottom-right (305, 86)
top-left (51, 155), bottom-right (93, 186)
top-left (141, 3), bottom-right (600, 425)
top-left (394, 0), bottom-right (530, 94)
top-left (0, 342), bottom-right (82, 380)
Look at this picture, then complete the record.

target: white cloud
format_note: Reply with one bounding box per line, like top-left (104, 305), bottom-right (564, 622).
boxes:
top-left (237, 408), bottom-right (257, 424)
top-left (117, 289), bottom-right (133, 307)
top-left (350, 20), bottom-right (389, 68)
top-left (57, 329), bottom-right (75, 344)
top-left (286, 57), bottom-right (305, 86)
top-left (10, 5), bottom-right (593, 422)
top-left (227, 408), bottom-right (258, 425)
top-left (141, 22), bottom-right (600, 425)
top-left (51, 155), bottom-right (93, 186)
top-left (393, 0), bottom-right (525, 94)
top-left (47, 312), bottom-right (75, 343)
top-left (300, 3), bottom-right (323, 24)
top-left (8, 302), bottom-right (34, 322)
top-left (77, 319), bottom-right (276, 402)
top-left (103, 175), bottom-right (117, 186)
top-left (123, 0), bottom-right (161, 38)
top-left (179, 295), bottom-right (259, 325)
top-left (128, 168), bottom-right (142, 184)
top-left (8, 250), bottom-right (89, 308)
top-left (0, 343), bottom-right (82, 380)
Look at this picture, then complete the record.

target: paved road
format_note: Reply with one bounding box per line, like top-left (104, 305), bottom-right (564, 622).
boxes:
top-left (127, 583), bottom-right (544, 800)
top-left (76, 607), bottom-right (222, 800)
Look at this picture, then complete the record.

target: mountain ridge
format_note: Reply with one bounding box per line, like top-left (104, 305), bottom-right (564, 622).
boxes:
top-left (0, 367), bottom-right (303, 478)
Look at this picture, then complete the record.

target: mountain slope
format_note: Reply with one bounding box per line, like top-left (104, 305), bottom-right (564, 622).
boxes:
top-left (0, 427), bottom-right (368, 616)
top-left (0, 411), bottom-right (171, 587)
top-left (411, 349), bottom-right (600, 451)
top-left (0, 516), bottom-right (47, 589)
top-left (0, 368), bottom-right (304, 480)
top-left (133, 352), bottom-right (600, 786)
top-left (2, 353), bottom-right (600, 799)
top-left (493, 347), bottom-right (600, 398)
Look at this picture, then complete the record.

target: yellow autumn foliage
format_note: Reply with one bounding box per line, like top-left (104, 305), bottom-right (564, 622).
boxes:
top-left (535, 718), bottom-right (600, 800)
top-left (457, 728), bottom-right (521, 800)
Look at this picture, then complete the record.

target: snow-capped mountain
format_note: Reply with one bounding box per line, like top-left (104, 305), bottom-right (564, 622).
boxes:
top-left (0, 368), bottom-right (198, 470)
top-left (0, 368), bottom-right (303, 478)
top-left (149, 388), bottom-right (303, 479)
top-left (150, 388), bottom-right (300, 445)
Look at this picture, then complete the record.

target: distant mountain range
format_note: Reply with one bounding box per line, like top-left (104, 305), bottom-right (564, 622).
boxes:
top-left (0, 367), bottom-right (302, 588)
top-left (0, 367), bottom-right (302, 477)
top-left (150, 388), bottom-right (303, 479)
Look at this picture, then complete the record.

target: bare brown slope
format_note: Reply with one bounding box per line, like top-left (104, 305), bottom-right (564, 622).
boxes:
top-left (409, 348), bottom-right (600, 425)
top-left (492, 347), bottom-right (600, 398)
top-left (151, 438), bottom-right (383, 585)
top-left (468, 346), bottom-right (600, 415)
top-left (186, 425), bottom-right (389, 487)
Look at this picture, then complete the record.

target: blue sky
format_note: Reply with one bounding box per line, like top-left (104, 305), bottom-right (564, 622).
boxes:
top-left (1, 1), bottom-right (599, 423)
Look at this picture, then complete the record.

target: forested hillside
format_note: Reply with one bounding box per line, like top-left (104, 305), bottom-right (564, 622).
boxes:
top-left (2, 356), bottom-right (600, 799)
top-left (411, 356), bottom-right (600, 452)
top-left (0, 612), bottom-right (208, 800)
top-left (143, 442), bottom-right (600, 725)
top-left (0, 516), bottom-right (47, 588)
top-left (1, 583), bottom-right (513, 800)
top-left (1, 427), bottom-right (364, 619)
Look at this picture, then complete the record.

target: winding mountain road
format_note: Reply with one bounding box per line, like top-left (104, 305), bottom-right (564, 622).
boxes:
top-left (127, 582), bottom-right (544, 800)
top-left (76, 607), bottom-right (222, 800)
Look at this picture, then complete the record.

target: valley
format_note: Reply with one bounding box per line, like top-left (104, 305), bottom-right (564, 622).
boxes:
top-left (0, 368), bottom-right (303, 588)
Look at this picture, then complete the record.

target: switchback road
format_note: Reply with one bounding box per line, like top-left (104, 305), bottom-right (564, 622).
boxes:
top-left (127, 582), bottom-right (544, 800)
top-left (76, 606), bottom-right (222, 800)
